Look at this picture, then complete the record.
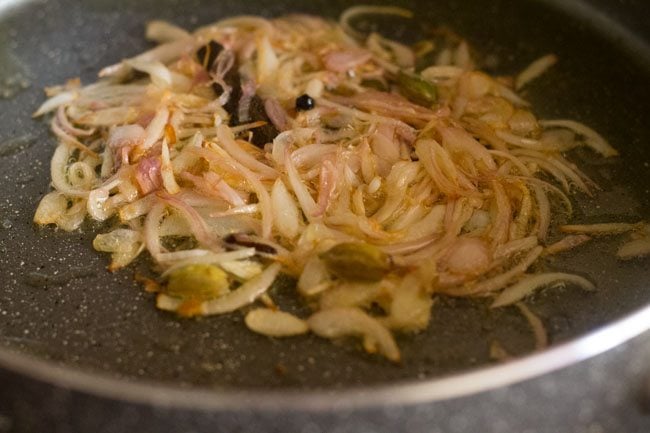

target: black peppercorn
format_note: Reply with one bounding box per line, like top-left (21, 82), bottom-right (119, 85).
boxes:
top-left (295, 94), bottom-right (315, 111)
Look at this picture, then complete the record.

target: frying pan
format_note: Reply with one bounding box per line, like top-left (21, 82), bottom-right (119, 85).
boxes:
top-left (0, 0), bottom-right (649, 431)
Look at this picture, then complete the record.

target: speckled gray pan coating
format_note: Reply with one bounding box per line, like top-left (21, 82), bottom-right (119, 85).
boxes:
top-left (0, 0), bottom-right (649, 390)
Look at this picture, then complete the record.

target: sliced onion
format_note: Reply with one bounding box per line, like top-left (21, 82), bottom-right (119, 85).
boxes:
top-left (308, 307), bottom-right (401, 363)
top-left (494, 129), bottom-right (548, 151)
top-left (415, 139), bottom-right (467, 196)
top-left (75, 107), bottom-right (139, 127)
top-left (56, 106), bottom-right (95, 137)
top-left (516, 303), bottom-right (548, 350)
top-left (34, 192), bottom-right (66, 224)
top-left (492, 272), bottom-right (595, 308)
top-left (51, 119), bottom-right (97, 157)
top-left (323, 49), bottom-right (372, 73)
top-left (560, 222), bottom-right (641, 235)
top-left (160, 139), bottom-right (180, 194)
top-left (159, 249), bottom-right (256, 276)
top-left (441, 237), bottom-right (491, 277)
top-left (144, 201), bottom-right (168, 258)
top-left (444, 246), bottom-right (543, 296)
top-left (617, 238), bottom-right (650, 260)
top-left (216, 125), bottom-right (277, 179)
top-left (516, 54), bottom-right (558, 90)
top-left (126, 59), bottom-right (172, 89)
top-left (93, 228), bottom-right (145, 270)
top-left (119, 194), bottom-right (156, 221)
top-left (540, 119), bottom-right (618, 157)
top-left (200, 262), bottom-right (281, 315)
top-left (380, 234), bottom-right (438, 256)
top-left (256, 35), bottom-right (279, 84)
top-left (145, 20), bottom-right (190, 43)
top-left (453, 41), bottom-right (473, 69)
top-left (494, 236), bottom-right (539, 260)
top-left (382, 275), bottom-right (432, 332)
top-left (67, 161), bottom-right (97, 190)
top-left (420, 65), bottom-right (464, 81)
top-left (140, 106), bottom-right (169, 151)
top-left (158, 193), bottom-right (221, 250)
top-left (490, 180), bottom-right (511, 246)
top-left (238, 78), bottom-right (257, 123)
top-left (188, 146), bottom-right (273, 238)
top-left (108, 124), bottom-right (145, 151)
top-left (264, 98), bottom-right (289, 132)
top-left (291, 143), bottom-right (337, 169)
top-left (245, 308), bottom-right (309, 337)
top-left (33, 91), bottom-right (77, 117)
top-left (87, 178), bottom-right (121, 221)
top-left (271, 178), bottom-right (302, 239)
top-left (156, 293), bottom-right (183, 312)
top-left (297, 255), bottom-right (331, 296)
top-left (371, 161), bottom-right (419, 223)
top-left (544, 234), bottom-right (591, 255)
top-left (340, 5), bottom-right (412, 40)
top-left (285, 150), bottom-right (318, 221)
top-left (98, 38), bottom-right (194, 79)
top-left (135, 157), bottom-right (162, 195)
top-left (532, 183), bottom-right (550, 242)
top-left (55, 199), bottom-right (87, 231)
top-left (438, 125), bottom-right (496, 170)
top-left (330, 91), bottom-right (434, 127)
top-left (319, 281), bottom-right (382, 310)
top-left (219, 259), bottom-right (263, 280)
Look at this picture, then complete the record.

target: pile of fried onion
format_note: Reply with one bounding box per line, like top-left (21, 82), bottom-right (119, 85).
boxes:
top-left (34, 7), bottom-right (649, 362)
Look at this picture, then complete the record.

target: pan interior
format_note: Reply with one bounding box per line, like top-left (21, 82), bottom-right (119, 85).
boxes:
top-left (0, 0), bottom-right (648, 390)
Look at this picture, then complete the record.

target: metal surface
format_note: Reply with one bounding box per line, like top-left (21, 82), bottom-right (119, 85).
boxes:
top-left (3, 331), bottom-right (650, 433)
top-left (0, 0), bottom-right (649, 429)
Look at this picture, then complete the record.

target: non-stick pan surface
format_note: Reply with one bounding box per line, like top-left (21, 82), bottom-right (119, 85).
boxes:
top-left (0, 0), bottom-right (649, 392)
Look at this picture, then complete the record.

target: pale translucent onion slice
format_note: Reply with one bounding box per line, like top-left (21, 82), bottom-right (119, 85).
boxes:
top-left (159, 249), bottom-right (256, 276)
top-left (516, 54), bottom-right (558, 90)
top-left (382, 275), bottom-right (432, 332)
top-left (617, 238), bottom-right (650, 260)
top-left (540, 119), bottom-right (618, 157)
top-left (33, 90), bottom-right (77, 117)
top-left (297, 256), bottom-right (331, 296)
top-left (34, 192), bottom-right (68, 226)
top-left (93, 229), bottom-right (145, 270)
top-left (560, 222), bottom-right (641, 235)
top-left (444, 246), bottom-right (543, 296)
top-left (308, 307), bottom-right (400, 362)
top-left (339, 5), bottom-right (412, 40)
top-left (219, 259), bottom-right (263, 280)
top-left (200, 262), bottom-right (281, 315)
top-left (544, 234), bottom-right (591, 255)
top-left (491, 272), bottom-right (595, 308)
top-left (146, 20), bottom-right (191, 43)
top-left (271, 178), bottom-right (302, 240)
top-left (516, 303), bottom-right (548, 350)
top-left (160, 139), bottom-right (180, 194)
top-left (245, 308), bottom-right (309, 337)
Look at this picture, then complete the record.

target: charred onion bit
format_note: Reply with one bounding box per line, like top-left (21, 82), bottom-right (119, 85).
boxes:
top-left (224, 233), bottom-right (278, 255)
top-left (196, 40), bottom-right (225, 70)
top-left (196, 41), bottom-right (279, 147)
top-left (196, 40), bottom-right (240, 108)
top-left (246, 95), bottom-right (280, 147)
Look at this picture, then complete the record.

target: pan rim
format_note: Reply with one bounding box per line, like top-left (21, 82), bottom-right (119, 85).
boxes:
top-left (0, 302), bottom-right (649, 411)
